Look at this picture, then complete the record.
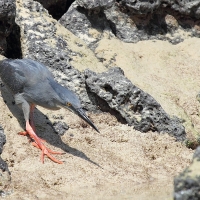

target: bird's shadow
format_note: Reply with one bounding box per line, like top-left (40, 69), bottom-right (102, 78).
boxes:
top-left (1, 86), bottom-right (102, 168)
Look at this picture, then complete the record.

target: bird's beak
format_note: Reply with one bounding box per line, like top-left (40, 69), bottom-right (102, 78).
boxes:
top-left (75, 108), bottom-right (100, 133)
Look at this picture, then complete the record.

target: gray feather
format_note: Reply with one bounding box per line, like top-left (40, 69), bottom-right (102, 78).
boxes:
top-left (0, 59), bottom-right (79, 110)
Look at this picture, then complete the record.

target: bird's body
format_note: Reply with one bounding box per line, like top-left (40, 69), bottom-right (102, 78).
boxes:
top-left (0, 59), bottom-right (99, 164)
top-left (0, 59), bottom-right (76, 110)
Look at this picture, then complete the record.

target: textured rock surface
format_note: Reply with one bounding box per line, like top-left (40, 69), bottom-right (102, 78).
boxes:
top-left (0, 56), bottom-right (9, 178)
top-left (174, 146), bottom-right (200, 200)
top-left (0, 0), bottom-right (16, 55)
top-left (120, 0), bottom-right (161, 14)
top-left (120, 0), bottom-right (200, 18)
top-left (170, 0), bottom-right (200, 18)
top-left (0, 126), bottom-right (6, 155)
top-left (60, 1), bottom-right (200, 46)
top-left (85, 67), bottom-right (185, 141)
top-left (16, 0), bottom-right (106, 111)
top-left (0, 126), bottom-right (11, 196)
top-left (0, 56), bottom-right (9, 180)
top-left (76, 0), bottom-right (114, 10)
top-left (59, 2), bottom-right (114, 49)
top-left (52, 121), bottom-right (69, 136)
top-left (105, 1), bottom-right (200, 44)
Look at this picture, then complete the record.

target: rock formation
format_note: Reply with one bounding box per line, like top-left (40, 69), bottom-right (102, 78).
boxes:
top-left (0, 125), bottom-right (10, 196)
top-left (85, 67), bottom-right (185, 141)
top-left (174, 146), bottom-right (200, 200)
top-left (59, 0), bottom-right (200, 47)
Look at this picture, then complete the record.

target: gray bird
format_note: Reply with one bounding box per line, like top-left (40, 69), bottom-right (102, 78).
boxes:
top-left (0, 58), bottom-right (99, 164)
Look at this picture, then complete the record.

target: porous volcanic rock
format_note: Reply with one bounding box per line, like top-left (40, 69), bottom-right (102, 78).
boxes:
top-left (59, 2), bottom-right (114, 49)
top-left (120, 0), bottom-right (161, 14)
top-left (170, 0), bottom-right (200, 18)
top-left (59, 0), bottom-right (200, 46)
top-left (0, 125), bottom-right (11, 195)
top-left (85, 67), bottom-right (186, 141)
top-left (53, 121), bottom-right (69, 136)
top-left (76, 0), bottom-right (114, 10)
top-left (174, 146), bottom-right (200, 200)
top-left (120, 0), bottom-right (200, 18)
top-left (0, 126), bottom-right (6, 155)
top-left (0, 56), bottom-right (10, 183)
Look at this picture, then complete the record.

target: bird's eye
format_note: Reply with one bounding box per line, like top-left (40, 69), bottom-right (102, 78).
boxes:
top-left (67, 102), bottom-right (72, 107)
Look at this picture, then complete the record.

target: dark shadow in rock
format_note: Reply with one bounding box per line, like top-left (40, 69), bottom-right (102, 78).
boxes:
top-left (85, 85), bottom-right (127, 125)
top-left (78, 6), bottom-right (109, 33)
top-left (6, 23), bottom-right (22, 59)
top-left (117, 5), bottom-right (168, 37)
top-left (1, 85), bottom-right (102, 168)
top-left (34, 0), bottom-right (75, 20)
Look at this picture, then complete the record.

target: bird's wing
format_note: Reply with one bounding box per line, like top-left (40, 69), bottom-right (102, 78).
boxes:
top-left (0, 59), bottom-right (54, 94)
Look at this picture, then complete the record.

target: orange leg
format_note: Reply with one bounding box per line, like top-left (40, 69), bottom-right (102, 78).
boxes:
top-left (19, 104), bottom-right (63, 164)
top-left (29, 104), bottom-right (36, 132)
top-left (25, 121), bottom-right (63, 164)
top-left (18, 104), bottom-right (46, 143)
top-left (18, 104), bottom-right (38, 138)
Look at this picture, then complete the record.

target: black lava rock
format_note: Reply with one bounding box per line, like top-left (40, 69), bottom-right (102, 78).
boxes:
top-left (174, 146), bottom-right (200, 200)
top-left (85, 67), bottom-right (186, 141)
top-left (53, 121), bottom-right (69, 136)
top-left (0, 125), bottom-right (8, 172)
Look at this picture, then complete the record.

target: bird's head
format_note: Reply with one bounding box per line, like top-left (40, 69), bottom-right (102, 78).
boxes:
top-left (56, 84), bottom-right (99, 133)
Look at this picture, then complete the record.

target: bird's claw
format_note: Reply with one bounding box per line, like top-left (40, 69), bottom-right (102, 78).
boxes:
top-left (32, 141), bottom-right (63, 164)
top-left (19, 130), bottom-right (63, 164)
top-left (41, 148), bottom-right (63, 164)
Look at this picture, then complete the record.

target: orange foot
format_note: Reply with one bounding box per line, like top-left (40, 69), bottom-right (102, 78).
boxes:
top-left (32, 141), bottom-right (64, 164)
top-left (18, 129), bottom-right (64, 164)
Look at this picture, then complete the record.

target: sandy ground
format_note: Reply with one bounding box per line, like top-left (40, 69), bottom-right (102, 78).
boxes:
top-left (0, 99), bottom-right (193, 200)
top-left (0, 38), bottom-right (199, 199)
